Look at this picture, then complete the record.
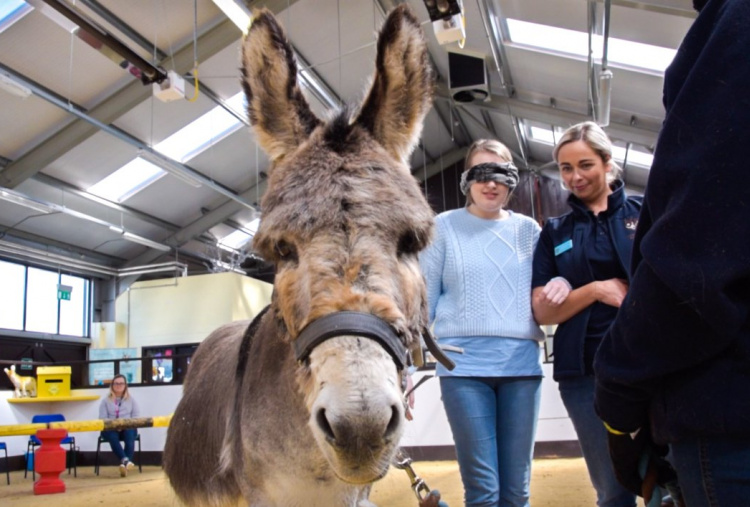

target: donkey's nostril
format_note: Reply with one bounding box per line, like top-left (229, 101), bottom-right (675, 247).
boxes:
top-left (383, 404), bottom-right (401, 440)
top-left (316, 408), bottom-right (336, 442)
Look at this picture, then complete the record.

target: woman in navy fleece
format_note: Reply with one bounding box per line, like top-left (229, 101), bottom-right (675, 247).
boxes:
top-left (531, 122), bottom-right (640, 507)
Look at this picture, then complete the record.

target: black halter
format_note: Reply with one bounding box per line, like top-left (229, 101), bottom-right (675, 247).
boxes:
top-left (294, 311), bottom-right (455, 371)
top-left (294, 312), bottom-right (407, 369)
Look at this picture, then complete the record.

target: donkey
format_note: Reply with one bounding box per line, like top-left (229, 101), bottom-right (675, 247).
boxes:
top-left (164, 5), bottom-right (444, 506)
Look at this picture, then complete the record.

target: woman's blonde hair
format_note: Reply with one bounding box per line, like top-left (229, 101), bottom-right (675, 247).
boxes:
top-left (462, 139), bottom-right (514, 206)
top-left (553, 121), bottom-right (621, 184)
top-left (108, 374), bottom-right (131, 400)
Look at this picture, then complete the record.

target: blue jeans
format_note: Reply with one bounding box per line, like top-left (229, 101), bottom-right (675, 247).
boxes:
top-left (440, 376), bottom-right (541, 507)
top-left (669, 436), bottom-right (750, 507)
top-left (558, 376), bottom-right (636, 507)
top-left (101, 429), bottom-right (136, 462)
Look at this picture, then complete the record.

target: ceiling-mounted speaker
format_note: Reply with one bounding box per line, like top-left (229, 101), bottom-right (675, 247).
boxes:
top-left (448, 50), bottom-right (490, 103)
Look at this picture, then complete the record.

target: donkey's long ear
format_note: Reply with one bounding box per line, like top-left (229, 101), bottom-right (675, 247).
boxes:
top-left (355, 5), bottom-right (433, 164)
top-left (241, 9), bottom-right (321, 162)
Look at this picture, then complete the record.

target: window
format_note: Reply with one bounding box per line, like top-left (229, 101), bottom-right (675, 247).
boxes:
top-left (25, 267), bottom-right (59, 334)
top-left (0, 260), bottom-right (25, 330)
top-left (0, 259), bottom-right (91, 338)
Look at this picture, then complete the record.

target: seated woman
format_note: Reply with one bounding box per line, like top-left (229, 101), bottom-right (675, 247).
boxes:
top-left (98, 374), bottom-right (139, 477)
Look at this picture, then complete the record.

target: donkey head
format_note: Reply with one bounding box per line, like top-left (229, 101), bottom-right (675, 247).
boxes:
top-left (242, 6), bottom-right (433, 484)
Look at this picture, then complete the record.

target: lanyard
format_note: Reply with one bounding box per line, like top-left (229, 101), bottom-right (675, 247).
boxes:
top-left (115, 398), bottom-right (121, 419)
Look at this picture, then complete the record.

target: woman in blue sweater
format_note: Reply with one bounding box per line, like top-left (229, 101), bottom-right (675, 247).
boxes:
top-left (531, 122), bottom-right (639, 507)
top-left (420, 139), bottom-right (544, 507)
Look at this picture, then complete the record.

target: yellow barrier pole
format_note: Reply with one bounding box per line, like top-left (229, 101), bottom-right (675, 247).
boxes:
top-left (0, 415), bottom-right (172, 437)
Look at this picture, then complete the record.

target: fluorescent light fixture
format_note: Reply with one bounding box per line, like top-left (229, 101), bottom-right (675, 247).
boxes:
top-left (0, 73), bottom-right (31, 99)
top-left (506, 19), bottom-right (677, 74)
top-left (597, 69), bottom-right (613, 127)
top-left (137, 149), bottom-right (203, 188)
top-left (122, 232), bottom-right (171, 252)
top-left (108, 225), bottom-right (124, 234)
top-left (212, 0), bottom-right (252, 34)
top-left (0, 188), bottom-right (53, 213)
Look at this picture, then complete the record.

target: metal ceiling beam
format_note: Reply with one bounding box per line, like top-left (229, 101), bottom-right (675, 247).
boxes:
top-left (32, 173), bottom-right (182, 232)
top-left (0, 63), bottom-right (255, 211)
top-left (476, 0), bottom-right (531, 165)
top-left (119, 177), bottom-right (268, 289)
top-left (415, 147), bottom-right (468, 182)
top-left (121, 142), bottom-right (466, 289)
top-left (605, 0), bottom-right (697, 18)
top-left (0, 19), bottom-right (239, 189)
top-left (76, 0), bottom-right (169, 61)
top-left (435, 82), bottom-right (661, 148)
top-left (37, 0), bottom-right (168, 84)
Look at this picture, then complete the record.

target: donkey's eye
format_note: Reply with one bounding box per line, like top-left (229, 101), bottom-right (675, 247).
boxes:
top-left (397, 230), bottom-right (421, 257)
top-left (275, 240), bottom-right (298, 263)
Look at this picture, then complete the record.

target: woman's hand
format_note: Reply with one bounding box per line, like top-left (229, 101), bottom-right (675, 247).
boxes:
top-left (594, 278), bottom-right (629, 307)
top-left (540, 277), bottom-right (572, 306)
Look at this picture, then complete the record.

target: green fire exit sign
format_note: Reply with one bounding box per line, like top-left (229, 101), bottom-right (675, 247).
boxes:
top-left (57, 284), bottom-right (73, 301)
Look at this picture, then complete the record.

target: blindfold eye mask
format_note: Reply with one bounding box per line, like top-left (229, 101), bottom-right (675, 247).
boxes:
top-left (460, 161), bottom-right (519, 195)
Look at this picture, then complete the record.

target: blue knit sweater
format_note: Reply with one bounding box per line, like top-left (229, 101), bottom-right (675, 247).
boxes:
top-left (421, 208), bottom-right (544, 345)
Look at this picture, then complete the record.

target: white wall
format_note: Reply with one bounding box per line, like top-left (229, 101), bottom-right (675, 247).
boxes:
top-left (0, 385), bottom-right (182, 457)
top-left (1, 368), bottom-right (575, 458)
top-left (114, 272), bottom-right (273, 349)
top-left (401, 363), bottom-right (576, 447)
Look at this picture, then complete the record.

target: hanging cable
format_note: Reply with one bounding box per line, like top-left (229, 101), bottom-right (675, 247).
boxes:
top-left (186, 0), bottom-right (200, 102)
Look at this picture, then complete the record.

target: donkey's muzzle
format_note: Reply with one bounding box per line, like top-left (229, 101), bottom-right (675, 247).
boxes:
top-left (294, 311), bottom-right (407, 370)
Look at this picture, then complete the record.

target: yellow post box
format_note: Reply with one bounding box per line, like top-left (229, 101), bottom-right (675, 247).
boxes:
top-left (37, 366), bottom-right (72, 397)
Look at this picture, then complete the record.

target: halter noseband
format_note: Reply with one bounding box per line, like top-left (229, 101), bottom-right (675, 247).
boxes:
top-left (294, 312), bottom-right (407, 370)
top-left (293, 311), bottom-right (455, 371)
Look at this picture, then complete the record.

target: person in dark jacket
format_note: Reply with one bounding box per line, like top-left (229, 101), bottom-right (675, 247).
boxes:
top-left (532, 121), bottom-right (640, 507)
top-left (594, 0), bottom-right (750, 505)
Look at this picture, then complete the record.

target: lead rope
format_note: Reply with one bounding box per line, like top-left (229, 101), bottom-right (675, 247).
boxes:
top-left (392, 450), bottom-right (448, 507)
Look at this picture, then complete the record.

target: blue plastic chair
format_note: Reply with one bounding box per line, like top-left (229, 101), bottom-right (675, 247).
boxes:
top-left (24, 414), bottom-right (76, 480)
top-left (0, 442), bottom-right (9, 484)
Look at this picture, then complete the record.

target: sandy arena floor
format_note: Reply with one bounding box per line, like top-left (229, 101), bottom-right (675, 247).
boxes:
top-left (0, 458), bottom-right (645, 506)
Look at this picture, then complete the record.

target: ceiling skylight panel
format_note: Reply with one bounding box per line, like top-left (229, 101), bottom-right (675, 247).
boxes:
top-left (506, 19), bottom-right (676, 73)
top-left (87, 158), bottom-right (165, 202)
top-left (0, 0), bottom-right (31, 34)
top-left (218, 218), bottom-right (260, 251)
top-left (155, 95), bottom-right (244, 163)
top-left (529, 126), bottom-right (556, 145)
top-left (613, 145), bottom-right (653, 168)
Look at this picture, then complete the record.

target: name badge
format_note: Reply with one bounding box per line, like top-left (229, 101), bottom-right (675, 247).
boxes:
top-left (554, 239), bottom-right (573, 256)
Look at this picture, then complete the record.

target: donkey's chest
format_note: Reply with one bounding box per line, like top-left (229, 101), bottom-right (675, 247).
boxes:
top-left (251, 471), bottom-right (368, 507)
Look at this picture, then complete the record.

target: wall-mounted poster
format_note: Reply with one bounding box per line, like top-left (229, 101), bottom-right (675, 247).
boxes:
top-left (89, 348), bottom-right (139, 385)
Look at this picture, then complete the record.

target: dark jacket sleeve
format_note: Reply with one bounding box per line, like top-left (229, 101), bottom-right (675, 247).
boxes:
top-left (531, 223), bottom-right (559, 289)
top-left (594, 0), bottom-right (750, 433)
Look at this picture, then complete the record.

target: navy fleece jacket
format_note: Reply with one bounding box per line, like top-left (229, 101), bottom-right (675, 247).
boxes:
top-left (594, 0), bottom-right (750, 444)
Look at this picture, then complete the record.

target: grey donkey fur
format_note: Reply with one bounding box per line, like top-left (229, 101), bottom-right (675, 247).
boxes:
top-left (163, 5), bottom-right (434, 506)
